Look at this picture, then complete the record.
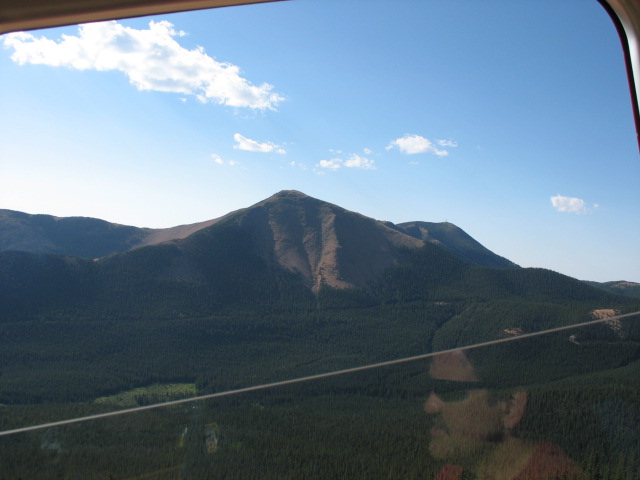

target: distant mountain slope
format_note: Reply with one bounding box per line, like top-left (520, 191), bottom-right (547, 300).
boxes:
top-left (395, 221), bottom-right (518, 269)
top-left (0, 209), bottom-right (223, 258)
top-left (1, 191), bottom-right (633, 322)
top-left (0, 209), bottom-right (147, 258)
top-left (1, 192), bottom-right (518, 273)
top-left (584, 280), bottom-right (640, 298)
top-left (228, 190), bottom-right (423, 290)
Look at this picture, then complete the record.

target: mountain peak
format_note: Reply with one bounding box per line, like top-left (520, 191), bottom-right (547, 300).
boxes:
top-left (267, 190), bottom-right (310, 201)
top-left (1, 192), bottom-right (519, 289)
top-left (235, 190), bottom-right (422, 291)
top-left (255, 190), bottom-right (316, 210)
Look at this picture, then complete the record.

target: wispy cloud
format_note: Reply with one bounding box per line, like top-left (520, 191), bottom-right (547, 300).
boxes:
top-left (2, 20), bottom-right (283, 110)
top-left (233, 133), bottom-right (286, 154)
top-left (386, 134), bottom-right (451, 156)
top-left (438, 139), bottom-right (458, 148)
top-left (550, 194), bottom-right (596, 214)
top-left (316, 153), bottom-right (376, 171)
top-left (318, 158), bottom-right (342, 170)
top-left (211, 154), bottom-right (238, 166)
top-left (344, 154), bottom-right (376, 169)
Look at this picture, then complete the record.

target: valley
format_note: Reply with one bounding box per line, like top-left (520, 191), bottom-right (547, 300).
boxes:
top-left (0, 191), bottom-right (639, 479)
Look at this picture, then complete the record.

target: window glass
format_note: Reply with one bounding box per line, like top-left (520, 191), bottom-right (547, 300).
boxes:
top-left (0, 1), bottom-right (638, 478)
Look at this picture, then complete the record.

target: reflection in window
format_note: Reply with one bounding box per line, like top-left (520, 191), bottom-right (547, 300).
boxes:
top-left (0, 1), bottom-right (639, 479)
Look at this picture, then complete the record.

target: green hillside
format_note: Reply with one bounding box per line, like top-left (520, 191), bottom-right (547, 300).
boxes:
top-left (0, 222), bottom-right (635, 405)
top-left (0, 209), bottom-right (150, 258)
top-left (0, 193), bottom-right (638, 479)
top-left (585, 280), bottom-right (640, 299)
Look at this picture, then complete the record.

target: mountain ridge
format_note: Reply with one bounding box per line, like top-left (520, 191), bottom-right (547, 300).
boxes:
top-left (3, 191), bottom-right (636, 291)
top-left (1, 190), bottom-right (634, 324)
top-left (0, 191), bottom-right (516, 282)
top-left (393, 220), bottom-right (518, 269)
top-left (0, 191), bottom-right (637, 407)
top-left (0, 208), bottom-right (227, 258)
top-left (584, 280), bottom-right (640, 298)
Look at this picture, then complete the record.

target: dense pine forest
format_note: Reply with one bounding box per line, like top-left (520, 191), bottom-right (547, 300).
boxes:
top-left (1, 194), bottom-right (639, 478)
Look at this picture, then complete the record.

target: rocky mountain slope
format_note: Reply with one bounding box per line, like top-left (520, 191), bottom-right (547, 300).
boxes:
top-left (0, 191), bottom-right (515, 288)
top-left (1, 191), bottom-right (632, 319)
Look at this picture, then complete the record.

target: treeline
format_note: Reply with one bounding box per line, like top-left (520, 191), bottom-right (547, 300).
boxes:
top-left (2, 230), bottom-right (635, 322)
top-left (0, 256), bottom-right (636, 405)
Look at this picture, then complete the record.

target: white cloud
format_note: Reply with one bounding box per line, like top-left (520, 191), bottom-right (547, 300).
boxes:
top-left (550, 194), bottom-right (590, 214)
top-left (316, 153), bottom-right (376, 171)
top-left (363, 147), bottom-right (373, 155)
top-left (233, 133), bottom-right (286, 154)
top-left (318, 158), bottom-right (342, 170)
top-left (211, 154), bottom-right (239, 166)
top-left (438, 139), bottom-right (458, 148)
top-left (2, 20), bottom-right (283, 110)
top-left (386, 134), bottom-right (449, 156)
top-left (344, 154), bottom-right (376, 169)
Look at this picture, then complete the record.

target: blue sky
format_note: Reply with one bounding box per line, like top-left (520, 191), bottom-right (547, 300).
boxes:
top-left (0, 0), bottom-right (638, 282)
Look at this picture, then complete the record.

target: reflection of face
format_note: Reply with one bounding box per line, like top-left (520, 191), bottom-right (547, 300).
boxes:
top-left (424, 389), bottom-right (506, 462)
top-left (425, 351), bottom-right (512, 463)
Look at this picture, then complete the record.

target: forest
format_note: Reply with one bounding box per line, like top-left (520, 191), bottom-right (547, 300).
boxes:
top-left (1, 231), bottom-right (639, 478)
top-left (1, 331), bottom-right (639, 479)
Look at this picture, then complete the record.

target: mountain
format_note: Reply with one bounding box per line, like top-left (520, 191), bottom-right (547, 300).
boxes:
top-left (393, 221), bottom-right (518, 269)
top-left (0, 190), bottom-right (637, 409)
top-left (0, 209), bottom-right (224, 259)
top-left (1, 191), bottom-right (638, 479)
top-left (0, 191), bottom-right (514, 284)
top-left (225, 190), bottom-right (424, 290)
top-left (0, 190), bottom-right (632, 318)
top-left (584, 280), bottom-right (640, 298)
